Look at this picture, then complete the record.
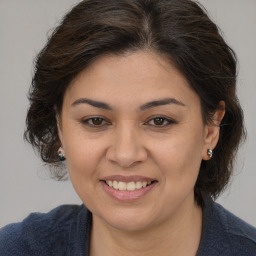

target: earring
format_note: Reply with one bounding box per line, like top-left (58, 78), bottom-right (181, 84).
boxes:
top-left (207, 148), bottom-right (213, 158)
top-left (57, 147), bottom-right (66, 161)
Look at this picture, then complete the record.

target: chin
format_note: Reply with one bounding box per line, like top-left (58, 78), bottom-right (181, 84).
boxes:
top-left (95, 207), bottom-right (160, 232)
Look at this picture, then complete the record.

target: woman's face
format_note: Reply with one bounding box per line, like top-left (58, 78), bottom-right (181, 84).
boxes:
top-left (59, 51), bottom-right (215, 232)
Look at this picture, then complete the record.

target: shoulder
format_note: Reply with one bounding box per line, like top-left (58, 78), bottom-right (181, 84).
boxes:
top-left (199, 196), bottom-right (256, 256)
top-left (0, 204), bottom-right (86, 256)
top-left (214, 202), bottom-right (256, 254)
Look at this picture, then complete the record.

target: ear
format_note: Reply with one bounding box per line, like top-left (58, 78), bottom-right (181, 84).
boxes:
top-left (202, 101), bottom-right (225, 160)
top-left (56, 111), bottom-right (64, 147)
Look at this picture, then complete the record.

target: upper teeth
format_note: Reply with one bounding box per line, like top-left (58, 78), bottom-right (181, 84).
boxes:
top-left (106, 180), bottom-right (152, 191)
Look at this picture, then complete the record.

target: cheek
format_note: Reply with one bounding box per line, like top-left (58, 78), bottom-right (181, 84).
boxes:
top-left (152, 128), bottom-right (204, 178)
top-left (150, 130), bottom-right (204, 209)
top-left (64, 139), bottom-right (105, 206)
top-left (64, 137), bottom-right (104, 181)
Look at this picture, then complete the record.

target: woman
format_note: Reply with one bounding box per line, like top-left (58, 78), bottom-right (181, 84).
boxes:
top-left (1, 0), bottom-right (255, 255)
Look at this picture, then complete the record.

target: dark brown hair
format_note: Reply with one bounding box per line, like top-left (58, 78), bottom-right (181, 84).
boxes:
top-left (24, 0), bottom-right (245, 204)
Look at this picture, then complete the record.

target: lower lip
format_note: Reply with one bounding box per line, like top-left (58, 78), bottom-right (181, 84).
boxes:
top-left (101, 181), bottom-right (157, 202)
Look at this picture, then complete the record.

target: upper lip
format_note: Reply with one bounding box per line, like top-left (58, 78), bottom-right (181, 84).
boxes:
top-left (100, 175), bottom-right (156, 183)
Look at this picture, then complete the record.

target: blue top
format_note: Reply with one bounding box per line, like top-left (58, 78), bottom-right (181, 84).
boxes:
top-left (1, 196), bottom-right (256, 255)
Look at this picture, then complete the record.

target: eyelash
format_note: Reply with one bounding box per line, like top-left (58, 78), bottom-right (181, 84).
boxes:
top-left (145, 116), bottom-right (176, 127)
top-left (81, 117), bottom-right (110, 127)
top-left (80, 116), bottom-right (176, 128)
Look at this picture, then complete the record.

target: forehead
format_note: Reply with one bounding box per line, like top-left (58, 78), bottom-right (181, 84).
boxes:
top-left (64, 50), bottom-right (199, 108)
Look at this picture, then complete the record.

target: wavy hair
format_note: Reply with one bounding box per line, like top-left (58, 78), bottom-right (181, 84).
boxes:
top-left (24, 0), bottom-right (245, 204)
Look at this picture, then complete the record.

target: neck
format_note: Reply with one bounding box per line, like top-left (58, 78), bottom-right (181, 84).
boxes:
top-left (90, 195), bottom-right (202, 256)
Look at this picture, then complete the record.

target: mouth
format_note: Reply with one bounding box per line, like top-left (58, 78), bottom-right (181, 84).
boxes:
top-left (100, 175), bottom-right (157, 202)
top-left (104, 180), bottom-right (156, 191)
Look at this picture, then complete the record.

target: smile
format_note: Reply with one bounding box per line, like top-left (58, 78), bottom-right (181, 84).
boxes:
top-left (100, 176), bottom-right (157, 202)
top-left (105, 180), bottom-right (153, 191)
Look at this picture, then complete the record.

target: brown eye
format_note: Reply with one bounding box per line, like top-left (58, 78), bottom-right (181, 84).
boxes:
top-left (91, 117), bottom-right (104, 126)
top-left (153, 117), bottom-right (165, 126)
top-left (147, 116), bottom-right (175, 127)
top-left (82, 117), bottom-right (109, 127)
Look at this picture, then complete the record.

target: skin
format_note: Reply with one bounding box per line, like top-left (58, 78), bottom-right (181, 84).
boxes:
top-left (58, 51), bottom-right (225, 256)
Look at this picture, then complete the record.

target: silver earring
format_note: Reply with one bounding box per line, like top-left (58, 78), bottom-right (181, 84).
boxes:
top-left (57, 147), bottom-right (66, 161)
top-left (207, 148), bottom-right (213, 158)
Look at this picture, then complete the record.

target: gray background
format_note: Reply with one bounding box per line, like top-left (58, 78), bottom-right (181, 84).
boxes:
top-left (0, 0), bottom-right (255, 228)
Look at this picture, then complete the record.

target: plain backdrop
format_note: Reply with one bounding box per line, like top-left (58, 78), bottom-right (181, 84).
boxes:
top-left (0, 0), bottom-right (256, 228)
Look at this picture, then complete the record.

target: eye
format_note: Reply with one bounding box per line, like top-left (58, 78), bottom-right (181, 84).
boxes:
top-left (81, 117), bottom-right (110, 127)
top-left (146, 116), bottom-right (175, 127)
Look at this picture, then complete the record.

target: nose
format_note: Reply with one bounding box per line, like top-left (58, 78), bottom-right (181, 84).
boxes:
top-left (106, 122), bottom-right (148, 168)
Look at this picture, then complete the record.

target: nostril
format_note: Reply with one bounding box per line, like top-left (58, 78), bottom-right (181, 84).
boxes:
top-left (106, 143), bottom-right (148, 168)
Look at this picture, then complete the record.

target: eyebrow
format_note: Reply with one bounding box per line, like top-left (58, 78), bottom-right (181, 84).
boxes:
top-left (71, 97), bottom-right (185, 111)
top-left (139, 98), bottom-right (185, 110)
top-left (71, 98), bottom-right (112, 110)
